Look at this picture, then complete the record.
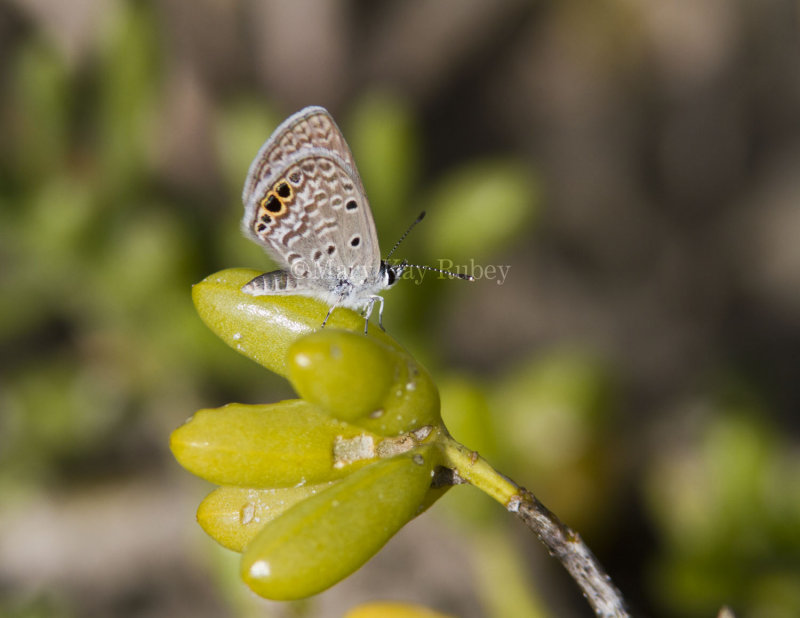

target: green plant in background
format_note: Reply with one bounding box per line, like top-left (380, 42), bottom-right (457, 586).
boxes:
top-left (0, 4), bottom-right (209, 493)
top-left (171, 268), bottom-right (629, 614)
top-left (644, 396), bottom-right (800, 618)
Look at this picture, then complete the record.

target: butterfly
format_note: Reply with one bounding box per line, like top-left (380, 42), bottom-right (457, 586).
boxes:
top-left (240, 106), bottom-right (471, 332)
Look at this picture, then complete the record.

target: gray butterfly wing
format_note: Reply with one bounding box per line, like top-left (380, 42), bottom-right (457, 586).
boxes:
top-left (241, 106), bottom-right (362, 208)
top-left (241, 149), bottom-right (382, 299)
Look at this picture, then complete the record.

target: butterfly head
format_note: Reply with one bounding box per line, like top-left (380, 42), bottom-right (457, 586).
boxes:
top-left (380, 259), bottom-right (408, 289)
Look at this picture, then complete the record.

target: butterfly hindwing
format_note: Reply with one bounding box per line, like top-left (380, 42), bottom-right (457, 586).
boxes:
top-left (243, 149), bottom-right (381, 293)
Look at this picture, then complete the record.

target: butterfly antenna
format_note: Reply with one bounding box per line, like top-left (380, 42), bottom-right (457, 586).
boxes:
top-left (406, 264), bottom-right (475, 282)
top-left (385, 211), bottom-right (427, 260)
top-left (385, 212), bottom-right (474, 281)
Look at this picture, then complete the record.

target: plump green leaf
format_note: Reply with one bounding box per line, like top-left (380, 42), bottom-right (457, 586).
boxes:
top-left (170, 400), bottom-right (382, 487)
top-left (197, 482), bottom-right (337, 552)
top-left (288, 330), bottom-right (441, 435)
top-left (192, 268), bottom-right (407, 377)
top-left (241, 447), bottom-right (438, 600)
top-left (288, 330), bottom-right (395, 420)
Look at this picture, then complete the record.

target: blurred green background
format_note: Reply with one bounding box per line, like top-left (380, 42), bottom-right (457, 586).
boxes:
top-left (1, 1), bottom-right (799, 617)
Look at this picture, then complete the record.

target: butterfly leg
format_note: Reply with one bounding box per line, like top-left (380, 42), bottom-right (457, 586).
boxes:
top-left (322, 304), bottom-right (337, 329)
top-left (360, 296), bottom-right (382, 334)
top-left (322, 293), bottom-right (348, 329)
top-left (366, 295), bottom-right (386, 333)
top-left (360, 299), bottom-right (373, 334)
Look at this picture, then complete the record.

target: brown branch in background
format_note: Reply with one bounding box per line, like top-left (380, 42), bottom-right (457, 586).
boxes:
top-left (508, 488), bottom-right (631, 618)
top-left (434, 459), bottom-right (631, 617)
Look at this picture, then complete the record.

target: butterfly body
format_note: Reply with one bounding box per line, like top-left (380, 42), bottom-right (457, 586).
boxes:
top-left (240, 106), bottom-right (405, 328)
top-left (241, 261), bottom-right (399, 312)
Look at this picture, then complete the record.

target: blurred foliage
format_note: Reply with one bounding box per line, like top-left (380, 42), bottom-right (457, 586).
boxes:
top-left (644, 392), bottom-right (800, 618)
top-left (348, 93), bottom-right (421, 233)
top-left (423, 160), bottom-right (539, 264)
top-left (94, 1), bottom-right (161, 194)
top-left (471, 530), bottom-right (549, 618)
top-left (345, 602), bottom-right (456, 618)
top-left (491, 349), bottom-right (621, 531)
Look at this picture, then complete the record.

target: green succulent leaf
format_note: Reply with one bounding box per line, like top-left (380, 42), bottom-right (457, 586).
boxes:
top-left (193, 268), bottom-right (335, 376)
top-left (197, 482), bottom-right (337, 552)
top-left (170, 400), bottom-right (382, 487)
top-left (288, 329), bottom-right (441, 435)
top-left (184, 269), bottom-right (461, 600)
top-left (241, 447), bottom-right (439, 600)
top-left (193, 268), bottom-right (417, 377)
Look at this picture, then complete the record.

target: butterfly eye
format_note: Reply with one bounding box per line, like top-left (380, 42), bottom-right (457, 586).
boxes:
top-left (276, 182), bottom-right (291, 199)
top-left (350, 236), bottom-right (361, 247)
top-left (346, 200), bottom-right (358, 211)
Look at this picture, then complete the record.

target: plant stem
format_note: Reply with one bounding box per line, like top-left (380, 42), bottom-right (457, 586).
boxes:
top-left (439, 433), bottom-right (631, 618)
